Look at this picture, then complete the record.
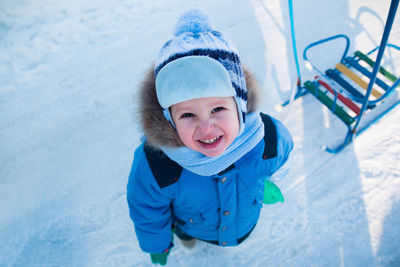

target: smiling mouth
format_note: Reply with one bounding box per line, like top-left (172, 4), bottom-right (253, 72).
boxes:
top-left (199, 136), bottom-right (222, 144)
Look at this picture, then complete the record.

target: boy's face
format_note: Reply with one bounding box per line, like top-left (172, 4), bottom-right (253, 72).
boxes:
top-left (171, 97), bottom-right (239, 157)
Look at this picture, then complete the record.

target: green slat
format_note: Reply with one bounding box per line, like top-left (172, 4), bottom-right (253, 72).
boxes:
top-left (304, 81), bottom-right (355, 125)
top-left (355, 51), bottom-right (397, 82)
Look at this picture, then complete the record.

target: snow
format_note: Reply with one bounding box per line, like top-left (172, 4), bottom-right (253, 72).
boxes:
top-left (1, 0), bottom-right (399, 266)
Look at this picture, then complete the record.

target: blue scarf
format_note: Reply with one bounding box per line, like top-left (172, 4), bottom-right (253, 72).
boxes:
top-left (160, 112), bottom-right (264, 176)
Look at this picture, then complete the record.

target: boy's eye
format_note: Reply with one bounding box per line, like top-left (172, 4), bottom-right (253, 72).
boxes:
top-left (181, 113), bottom-right (194, 118)
top-left (212, 107), bottom-right (225, 113)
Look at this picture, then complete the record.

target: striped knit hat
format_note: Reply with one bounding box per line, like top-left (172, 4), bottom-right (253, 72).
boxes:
top-left (154, 9), bottom-right (248, 134)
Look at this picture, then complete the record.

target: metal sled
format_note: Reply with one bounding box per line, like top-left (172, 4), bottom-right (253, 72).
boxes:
top-left (286, 0), bottom-right (400, 153)
top-left (302, 34), bottom-right (400, 153)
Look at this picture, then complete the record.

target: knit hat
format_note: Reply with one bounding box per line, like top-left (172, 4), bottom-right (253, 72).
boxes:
top-left (154, 9), bottom-right (248, 134)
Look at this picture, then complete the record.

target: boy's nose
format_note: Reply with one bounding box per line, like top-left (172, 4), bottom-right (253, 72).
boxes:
top-left (197, 119), bottom-right (214, 134)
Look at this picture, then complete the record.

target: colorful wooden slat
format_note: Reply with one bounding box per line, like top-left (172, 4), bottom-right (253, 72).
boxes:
top-left (354, 51), bottom-right (397, 82)
top-left (317, 79), bottom-right (361, 115)
top-left (304, 81), bottom-right (355, 125)
top-left (344, 57), bottom-right (390, 91)
top-left (335, 63), bottom-right (383, 99)
top-left (325, 69), bottom-right (365, 101)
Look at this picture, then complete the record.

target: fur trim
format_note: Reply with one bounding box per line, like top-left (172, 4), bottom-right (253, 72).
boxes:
top-left (138, 65), bottom-right (261, 149)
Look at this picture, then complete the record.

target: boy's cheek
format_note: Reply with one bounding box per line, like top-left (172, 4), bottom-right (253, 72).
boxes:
top-left (176, 126), bottom-right (194, 144)
top-left (175, 123), bottom-right (188, 135)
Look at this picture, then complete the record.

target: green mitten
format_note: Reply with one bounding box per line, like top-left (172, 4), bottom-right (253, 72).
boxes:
top-left (150, 250), bottom-right (170, 265)
top-left (263, 180), bottom-right (284, 204)
top-left (150, 228), bottom-right (174, 265)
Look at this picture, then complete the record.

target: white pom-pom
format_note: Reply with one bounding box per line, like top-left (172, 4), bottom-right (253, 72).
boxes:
top-left (173, 9), bottom-right (213, 36)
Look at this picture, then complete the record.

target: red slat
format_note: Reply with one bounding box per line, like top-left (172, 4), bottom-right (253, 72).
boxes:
top-left (317, 79), bottom-right (361, 115)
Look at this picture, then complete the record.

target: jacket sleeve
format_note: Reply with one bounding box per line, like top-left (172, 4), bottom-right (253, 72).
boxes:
top-left (267, 118), bottom-right (294, 181)
top-left (126, 146), bottom-right (173, 253)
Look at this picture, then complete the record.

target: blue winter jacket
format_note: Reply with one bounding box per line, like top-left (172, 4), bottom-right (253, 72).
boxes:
top-left (127, 113), bottom-right (293, 253)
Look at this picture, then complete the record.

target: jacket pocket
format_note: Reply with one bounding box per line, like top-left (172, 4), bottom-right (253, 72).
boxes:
top-left (175, 211), bottom-right (204, 226)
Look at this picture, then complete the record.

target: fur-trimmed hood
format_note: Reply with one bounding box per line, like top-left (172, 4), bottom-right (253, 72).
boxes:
top-left (138, 65), bottom-right (261, 149)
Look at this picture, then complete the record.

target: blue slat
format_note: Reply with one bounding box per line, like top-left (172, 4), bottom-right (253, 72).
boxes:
top-left (325, 69), bottom-right (365, 101)
top-left (344, 57), bottom-right (390, 91)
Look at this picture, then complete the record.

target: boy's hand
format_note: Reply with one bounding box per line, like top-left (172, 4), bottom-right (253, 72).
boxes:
top-left (150, 249), bottom-right (170, 265)
top-left (263, 180), bottom-right (284, 204)
top-left (151, 229), bottom-right (174, 265)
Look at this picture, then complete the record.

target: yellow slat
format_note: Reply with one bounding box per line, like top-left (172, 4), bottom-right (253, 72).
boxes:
top-left (335, 63), bottom-right (382, 99)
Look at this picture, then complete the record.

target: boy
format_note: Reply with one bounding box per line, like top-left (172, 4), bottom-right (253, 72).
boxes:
top-left (127, 9), bottom-right (293, 265)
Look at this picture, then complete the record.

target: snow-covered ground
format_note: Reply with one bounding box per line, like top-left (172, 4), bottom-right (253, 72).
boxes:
top-left (1, 0), bottom-right (399, 266)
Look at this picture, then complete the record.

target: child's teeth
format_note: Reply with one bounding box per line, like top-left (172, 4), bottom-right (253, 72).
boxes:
top-left (200, 136), bottom-right (220, 144)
